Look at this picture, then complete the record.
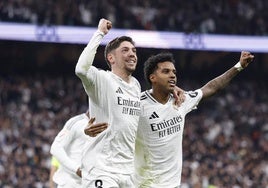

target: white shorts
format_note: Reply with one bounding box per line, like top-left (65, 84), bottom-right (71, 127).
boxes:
top-left (82, 167), bottom-right (135, 188)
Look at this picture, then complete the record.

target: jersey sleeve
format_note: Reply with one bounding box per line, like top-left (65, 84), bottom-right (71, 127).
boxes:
top-left (50, 120), bottom-right (80, 174)
top-left (182, 89), bottom-right (203, 114)
top-left (75, 30), bottom-right (104, 90)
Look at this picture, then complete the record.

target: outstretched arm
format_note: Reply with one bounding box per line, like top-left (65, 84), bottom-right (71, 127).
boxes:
top-left (201, 51), bottom-right (254, 99)
top-left (75, 18), bottom-right (112, 80)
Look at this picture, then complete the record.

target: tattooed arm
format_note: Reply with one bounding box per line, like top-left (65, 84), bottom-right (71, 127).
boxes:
top-left (201, 51), bottom-right (254, 99)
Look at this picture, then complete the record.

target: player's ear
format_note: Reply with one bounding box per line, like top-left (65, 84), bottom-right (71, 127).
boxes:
top-left (149, 74), bottom-right (155, 83)
top-left (107, 53), bottom-right (114, 65)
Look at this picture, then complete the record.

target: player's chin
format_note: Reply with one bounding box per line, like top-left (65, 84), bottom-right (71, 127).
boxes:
top-left (168, 86), bottom-right (175, 93)
top-left (127, 67), bottom-right (136, 73)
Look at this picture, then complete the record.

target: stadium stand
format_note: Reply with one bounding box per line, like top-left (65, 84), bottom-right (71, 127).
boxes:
top-left (0, 0), bottom-right (267, 35)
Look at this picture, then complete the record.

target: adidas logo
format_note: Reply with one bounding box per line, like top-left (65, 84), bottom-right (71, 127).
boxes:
top-left (149, 112), bottom-right (159, 119)
top-left (116, 87), bottom-right (123, 94)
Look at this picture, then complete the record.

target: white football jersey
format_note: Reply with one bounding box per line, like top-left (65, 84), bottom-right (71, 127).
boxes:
top-left (134, 89), bottom-right (202, 187)
top-left (81, 67), bottom-right (141, 174)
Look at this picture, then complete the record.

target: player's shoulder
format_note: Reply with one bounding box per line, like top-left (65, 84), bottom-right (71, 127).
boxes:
top-left (184, 89), bottom-right (202, 99)
top-left (140, 90), bottom-right (158, 104)
top-left (132, 76), bottom-right (141, 89)
top-left (140, 91), bottom-right (147, 101)
top-left (140, 90), bottom-right (151, 101)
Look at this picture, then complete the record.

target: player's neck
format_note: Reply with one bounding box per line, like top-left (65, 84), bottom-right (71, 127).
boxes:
top-left (151, 89), bottom-right (170, 104)
top-left (112, 69), bottom-right (132, 83)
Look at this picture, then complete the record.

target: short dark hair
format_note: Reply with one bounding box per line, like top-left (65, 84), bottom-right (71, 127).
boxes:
top-left (144, 52), bottom-right (175, 85)
top-left (104, 36), bottom-right (135, 68)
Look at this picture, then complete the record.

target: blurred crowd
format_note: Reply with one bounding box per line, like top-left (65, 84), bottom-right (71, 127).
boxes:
top-left (0, 75), bottom-right (88, 187)
top-left (0, 0), bottom-right (268, 35)
top-left (0, 73), bottom-right (267, 188)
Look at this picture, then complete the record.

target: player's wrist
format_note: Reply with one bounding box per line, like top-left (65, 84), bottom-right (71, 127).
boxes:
top-left (234, 61), bottom-right (244, 72)
top-left (96, 30), bottom-right (105, 37)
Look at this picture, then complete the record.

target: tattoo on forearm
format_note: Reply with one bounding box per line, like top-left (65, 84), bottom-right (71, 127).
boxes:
top-left (204, 67), bottom-right (238, 96)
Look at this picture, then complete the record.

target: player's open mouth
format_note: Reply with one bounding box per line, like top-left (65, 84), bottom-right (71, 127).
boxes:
top-left (168, 80), bottom-right (176, 86)
top-left (128, 60), bottom-right (136, 64)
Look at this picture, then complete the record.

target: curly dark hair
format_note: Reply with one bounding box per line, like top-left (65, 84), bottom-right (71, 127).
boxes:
top-left (143, 52), bottom-right (175, 85)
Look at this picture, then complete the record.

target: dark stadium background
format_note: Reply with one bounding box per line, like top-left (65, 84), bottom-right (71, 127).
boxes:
top-left (1, 1), bottom-right (268, 187)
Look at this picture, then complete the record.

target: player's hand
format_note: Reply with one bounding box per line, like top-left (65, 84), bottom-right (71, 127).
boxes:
top-left (239, 51), bottom-right (254, 68)
top-left (173, 86), bottom-right (185, 107)
top-left (84, 117), bottom-right (108, 137)
top-left (98, 18), bottom-right (112, 35)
